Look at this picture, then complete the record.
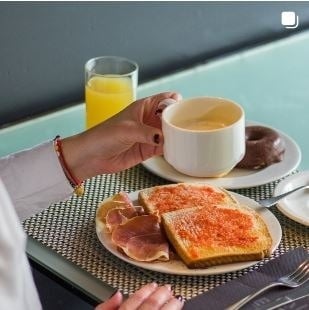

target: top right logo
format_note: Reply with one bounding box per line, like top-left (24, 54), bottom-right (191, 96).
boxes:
top-left (281, 11), bottom-right (299, 29)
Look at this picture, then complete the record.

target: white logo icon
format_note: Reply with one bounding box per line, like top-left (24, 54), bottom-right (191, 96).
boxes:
top-left (281, 11), bottom-right (299, 29)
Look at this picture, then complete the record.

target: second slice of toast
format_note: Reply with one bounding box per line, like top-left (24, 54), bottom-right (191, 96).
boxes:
top-left (161, 203), bottom-right (272, 268)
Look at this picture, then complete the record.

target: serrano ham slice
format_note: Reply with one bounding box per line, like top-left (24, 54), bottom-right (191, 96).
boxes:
top-left (96, 192), bottom-right (134, 224)
top-left (106, 207), bottom-right (139, 232)
top-left (112, 192), bottom-right (134, 206)
top-left (124, 233), bottom-right (169, 261)
top-left (111, 214), bottom-right (169, 261)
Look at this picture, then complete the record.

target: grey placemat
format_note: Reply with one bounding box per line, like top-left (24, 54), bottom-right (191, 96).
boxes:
top-left (184, 247), bottom-right (308, 309)
top-left (23, 165), bottom-right (308, 299)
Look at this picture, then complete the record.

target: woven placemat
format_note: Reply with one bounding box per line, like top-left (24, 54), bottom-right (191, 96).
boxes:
top-left (23, 165), bottom-right (308, 299)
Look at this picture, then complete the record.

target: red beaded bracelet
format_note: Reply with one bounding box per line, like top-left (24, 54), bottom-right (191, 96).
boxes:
top-left (53, 136), bottom-right (84, 196)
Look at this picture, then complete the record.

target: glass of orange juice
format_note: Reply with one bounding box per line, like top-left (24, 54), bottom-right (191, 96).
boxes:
top-left (85, 56), bottom-right (138, 128)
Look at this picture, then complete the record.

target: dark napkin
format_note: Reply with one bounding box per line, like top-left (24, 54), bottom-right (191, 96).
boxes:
top-left (184, 247), bottom-right (308, 310)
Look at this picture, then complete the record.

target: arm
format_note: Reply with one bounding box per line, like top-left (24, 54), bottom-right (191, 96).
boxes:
top-left (0, 92), bottom-right (182, 310)
top-left (0, 179), bottom-right (42, 309)
top-left (0, 141), bottom-right (72, 221)
top-left (0, 92), bottom-right (180, 221)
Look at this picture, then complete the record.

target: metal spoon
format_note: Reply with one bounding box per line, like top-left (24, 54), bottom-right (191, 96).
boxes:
top-left (257, 185), bottom-right (309, 208)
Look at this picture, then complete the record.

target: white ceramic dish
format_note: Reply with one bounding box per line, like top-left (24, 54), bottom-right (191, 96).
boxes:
top-left (274, 171), bottom-right (309, 226)
top-left (142, 122), bottom-right (301, 189)
top-left (96, 190), bottom-right (282, 276)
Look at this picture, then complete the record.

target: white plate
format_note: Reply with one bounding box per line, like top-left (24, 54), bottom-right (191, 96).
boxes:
top-left (142, 122), bottom-right (301, 189)
top-left (274, 171), bottom-right (309, 226)
top-left (96, 190), bottom-right (282, 276)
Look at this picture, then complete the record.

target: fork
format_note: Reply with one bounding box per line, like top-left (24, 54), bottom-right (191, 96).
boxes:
top-left (257, 184), bottom-right (309, 208)
top-left (229, 259), bottom-right (309, 310)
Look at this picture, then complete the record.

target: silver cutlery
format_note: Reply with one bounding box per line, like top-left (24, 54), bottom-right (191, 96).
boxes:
top-left (257, 184), bottom-right (309, 208)
top-left (229, 259), bottom-right (309, 309)
top-left (268, 293), bottom-right (309, 310)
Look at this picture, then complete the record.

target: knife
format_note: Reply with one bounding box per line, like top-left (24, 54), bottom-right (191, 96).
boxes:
top-left (253, 282), bottom-right (309, 310)
top-left (227, 282), bottom-right (309, 310)
top-left (267, 294), bottom-right (309, 310)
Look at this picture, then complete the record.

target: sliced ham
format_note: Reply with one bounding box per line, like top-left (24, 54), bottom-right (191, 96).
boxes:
top-left (97, 192), bottom-right (134, 224)
top-left (112, 192), bottom-right (134, 206)
top-left (106, 207), bottom-right (139, 232)
top-left (111, 214), bottom-right (169, 261)
top-left (97, 192), bottom-right (169, 262)
top-left (124, 233), bottom-right (169, 261)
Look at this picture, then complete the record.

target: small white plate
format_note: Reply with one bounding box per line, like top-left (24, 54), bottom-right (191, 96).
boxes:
top-left (96, 190), bottom-right (282, 276)
top-left (274, 171), bottom-right (309, 226)
top-left (142, 122), bottom-right (301, 189)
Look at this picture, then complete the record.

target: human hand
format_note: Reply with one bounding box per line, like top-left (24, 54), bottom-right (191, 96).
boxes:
top-left (62, 92), bottom-right (181, 180)
top-left (95, 283), bottom-right (184, 310)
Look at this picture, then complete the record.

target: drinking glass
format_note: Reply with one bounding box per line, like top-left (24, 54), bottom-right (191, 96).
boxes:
top-left (85, 56), bottom-right (138, 128)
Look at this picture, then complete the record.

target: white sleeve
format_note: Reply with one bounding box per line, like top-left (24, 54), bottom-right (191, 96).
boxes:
top-left (0, 179), bottom-right (42, 310)
top-left (0, 141), bottom-right (73, 221)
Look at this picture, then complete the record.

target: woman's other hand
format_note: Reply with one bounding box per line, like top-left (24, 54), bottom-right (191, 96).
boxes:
top-left (95, 283), bottom-right (184, 310)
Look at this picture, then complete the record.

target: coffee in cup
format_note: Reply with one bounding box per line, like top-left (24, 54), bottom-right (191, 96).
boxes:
top-left (162, 96), bottom-right (245, 177)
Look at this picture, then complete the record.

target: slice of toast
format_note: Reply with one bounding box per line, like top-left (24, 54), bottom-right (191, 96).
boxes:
top-left (138, 183), bottom-right (239, 217)
top-left (161, 203), bottom-right (272, 268)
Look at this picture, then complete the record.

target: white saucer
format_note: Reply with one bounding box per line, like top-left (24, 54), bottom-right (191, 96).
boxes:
top-left (142, 122), bottom-right (301, 189)
top-left (274, 171), bottom-right (309, 226)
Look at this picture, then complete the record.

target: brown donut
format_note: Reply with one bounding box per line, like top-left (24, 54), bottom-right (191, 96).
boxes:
top-left (236, 126), bottom-right (285, 169)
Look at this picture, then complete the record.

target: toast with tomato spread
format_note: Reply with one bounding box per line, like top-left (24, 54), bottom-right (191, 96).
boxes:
top-left (138, 183), bottom-right (239, 217)
top-left (161, 203), bottom-right (272, 268)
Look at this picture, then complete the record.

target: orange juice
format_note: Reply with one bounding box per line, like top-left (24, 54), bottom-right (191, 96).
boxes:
top-left (85, 75), bottom-right (135, 128)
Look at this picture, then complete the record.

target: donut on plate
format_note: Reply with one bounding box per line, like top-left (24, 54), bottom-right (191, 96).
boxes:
top-left (236, 125), bottom-right (285, 170)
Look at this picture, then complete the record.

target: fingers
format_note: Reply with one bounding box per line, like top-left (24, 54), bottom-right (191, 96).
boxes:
top-left (95, 290), bottom-right (123, 310)
top-left (119, 282), bottom-right (159, 309)
top-left (96, 284), bottom-right (184, 310)
top-left (141, 92), bottom-right (181, 143)
top-left (134, 92), bottom-right (182, 123)
top-left (137, 285), bottom-right (174, 310)
top-left (161, 295), bottom-right (184, 310)
top-left (152, 92), bottom-right (182, 112)
top-left (149, 91), bottom-right (182, 103)
top-left (168, 92), bottom-right (182, 101)
top-left (119, 283), bottom-right (184, 310)
top-left (132, 123), bottom-right (163, 147)
top-left (138, 144), bottom-right (163, 163)
top-left (157, 98), bottom-right (178, 112)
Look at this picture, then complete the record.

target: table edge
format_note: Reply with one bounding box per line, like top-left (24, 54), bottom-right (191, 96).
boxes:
top-left (26, 236), bottom-right (115, 303)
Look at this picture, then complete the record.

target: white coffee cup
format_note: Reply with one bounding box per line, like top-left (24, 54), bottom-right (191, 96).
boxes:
top-left (162, 96), bottom-right (245, 177)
